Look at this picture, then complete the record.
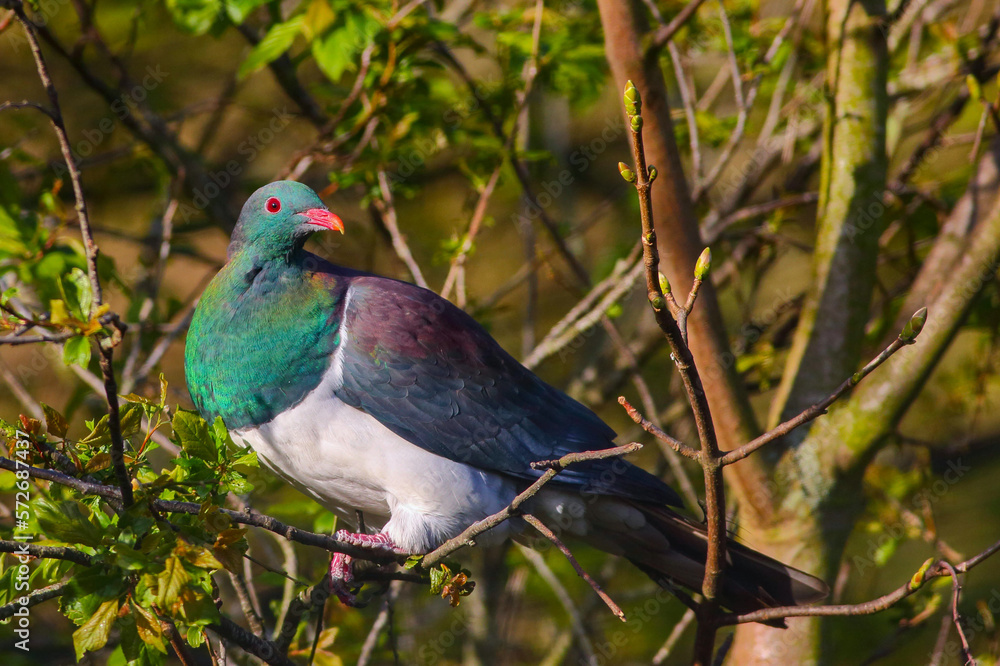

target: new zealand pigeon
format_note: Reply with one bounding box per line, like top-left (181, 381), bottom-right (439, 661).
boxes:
top-left (184, 181), bottom-right (828, 613)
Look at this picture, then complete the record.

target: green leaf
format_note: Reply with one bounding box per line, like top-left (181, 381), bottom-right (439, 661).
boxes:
top-left (36, 498), bottom-right (105, 548)
top-left (120, 392), bottom-right (157, 406)
top-left (41, 402), bottom-right (68, 438)
top-left (232, 450), bottom-right (259, 467)
top-left (238, 17), bottom-right (304, 79)
top-left (172, 410), bottom-right (218, 463)
top-left (85, 452), bottom-right (112, 473)
top-left (66, 267), bottom-right (92, 318)
top-left (156, 556), bottom-right (190, 608)
top-left (311, 25), bottom-right (355, 82)
top-left (166, 0), bottom-right (223, 34)
top-left (73, 599), bottom-right (118, 660)
top-left (131, 601), bottom-right (168, 654)
top-left (63, 336), bottom-right (91, 367)
top-left (224, 0), bottom-right (268, 24)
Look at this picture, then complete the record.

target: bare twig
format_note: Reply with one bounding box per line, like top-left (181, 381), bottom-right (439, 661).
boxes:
top-left (940, 561), bottom-right (976, 665)
top-left (357, 581), bottom-right (403, 666)
top-left (721, 321), bottom-right (921, 465)
top-left (227, 571), bottom-right (265, 637)
top-left (646, 0), bottom-right (711, 56)
top-left (620, 83), bottom-right (727, 663)
top-left (210, 616), bottom-right (293, 666)
top-left (521, 513), bottom-right (625, 621)
top-left (722, 536), bottom-right (1000, 625)
top-left (618, 397), bottom-right (699, 460)
top-left (652, 607), bottom-right (697, 664)
top-left (441, 164), bottom-right (503, 304)
top-left (515, 544), bottom-right (599, 665)
top-left (374, 169), bottom-right (429, 289)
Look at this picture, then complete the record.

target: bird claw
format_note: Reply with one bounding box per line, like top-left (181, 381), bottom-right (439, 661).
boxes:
top-left (329, 530), bottom-right (404, 607)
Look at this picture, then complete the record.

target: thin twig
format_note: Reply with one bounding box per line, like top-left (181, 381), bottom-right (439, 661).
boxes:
top-left (521, 513), bottom-right (625, 621)
top-left (357, 581), bottom-right (403, 666)
top-left (441, 164), bottom-right (503, 304)
top-left (621, 81), bottom-right (726, 665)
top-left (375, 169), bottom-right (429, 289)
top-left (228, 571), bottom-right (265, 637)
top-left (0, 540), bottom-right (94, 565)
top-left (652, 607), bottom-right (697, 664)
top-left (721, 332), bottom-right (915, 465)
top-left (940, 561), bottom-right (976, 665)
top-left (515, 544), bottom-right (599, 665)
top-left (721, 536), bottom-right (1000, 625)
top-left (618, 397), bottom-right (700, 460)
top-left (646, 0), bottom-right (711, 56)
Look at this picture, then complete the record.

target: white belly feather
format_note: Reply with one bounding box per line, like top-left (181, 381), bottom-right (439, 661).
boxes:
top-left (231, 362), bottom-right (519, 553)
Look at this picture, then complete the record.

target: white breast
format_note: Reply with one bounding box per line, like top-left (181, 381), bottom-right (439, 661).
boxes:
top-left (231, 361), bottom-right (520, 553)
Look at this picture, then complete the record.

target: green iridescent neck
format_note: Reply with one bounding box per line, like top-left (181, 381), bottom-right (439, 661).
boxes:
top-left (184, 250), bottom-right (345, 429)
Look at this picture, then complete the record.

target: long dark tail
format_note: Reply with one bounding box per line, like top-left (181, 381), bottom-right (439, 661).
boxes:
top-left (620, 504), bottom-right (828, 620)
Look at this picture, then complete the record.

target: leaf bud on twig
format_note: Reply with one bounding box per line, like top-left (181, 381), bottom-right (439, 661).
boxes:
top-left (658, 272), bottom-right (671, 294)
top-left (694, 247), bottom-right (712, 280)
top-left (900, 306), bottom-right (927, 342)
top-left (624, 80), bottom-right (641, 116)
top-left (618, 162), bottom-right (636, 183)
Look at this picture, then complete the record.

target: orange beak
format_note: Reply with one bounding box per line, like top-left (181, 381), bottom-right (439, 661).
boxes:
top-left (303, 208), bottom-right (344, 234)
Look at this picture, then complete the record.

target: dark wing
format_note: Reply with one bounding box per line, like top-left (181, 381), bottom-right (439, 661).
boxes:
top-left (332, 275), bottom-right (682, 507)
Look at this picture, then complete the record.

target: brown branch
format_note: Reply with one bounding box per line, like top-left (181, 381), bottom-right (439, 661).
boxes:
top-left (0, 580), bottom-right (70, 620)
top-left (722, 535), bottom-right (1000, 625)
top-left (0, 458), bottom-right (402, 563)
top-left (939, 561), bottom-right (975, 665)
top-left (0, 315), bottom-right (115, 345)
top-left (0, 540), bottom-right (94, 566)
top-left (210, 616), bottom-right (294, 666)
top-left (13, 6), bottom-right (133, 508)
top-left (721, 321), bottom-right (920, 466)
top-left (521, 513), bottom-right (625, 621)
top-left (618, 397), bottom-right (700, 460)
top-left (374, 169), bottom-right (429, 289)
top-left (645, 0), bottom-right (710, 57)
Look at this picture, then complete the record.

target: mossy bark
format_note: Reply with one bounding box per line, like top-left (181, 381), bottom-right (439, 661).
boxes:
top-left (768, 0), bottom-right (889, 436)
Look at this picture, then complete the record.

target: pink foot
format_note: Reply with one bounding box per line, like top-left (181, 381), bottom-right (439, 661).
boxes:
top-left (329, 531), bottom-right (404, 607)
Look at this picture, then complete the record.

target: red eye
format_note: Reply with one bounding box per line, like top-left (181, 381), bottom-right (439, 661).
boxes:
top-left (265, 197), bottom-right (281, 213)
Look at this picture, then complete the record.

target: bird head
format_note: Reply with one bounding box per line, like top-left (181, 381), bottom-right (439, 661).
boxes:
top-left (229, 181), bottom-right (344, 260)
